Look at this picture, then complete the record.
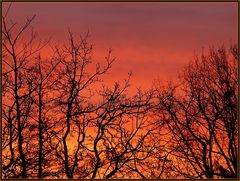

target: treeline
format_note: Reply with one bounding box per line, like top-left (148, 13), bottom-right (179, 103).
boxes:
top-left (2, 12), bottom-right (238, 179)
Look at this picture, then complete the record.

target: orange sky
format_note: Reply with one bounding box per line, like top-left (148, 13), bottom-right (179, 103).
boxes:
top-left (3, 2), bottom-right (238, 91)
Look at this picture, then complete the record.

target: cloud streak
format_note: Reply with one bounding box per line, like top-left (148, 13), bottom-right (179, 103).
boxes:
top-left (3, 2), bottom-right (238, 89)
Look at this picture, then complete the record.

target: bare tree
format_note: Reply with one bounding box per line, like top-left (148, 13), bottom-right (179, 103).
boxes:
top-left (89, 82), bottom-right (155, 179)
top-left (26, 54), bottom-right (61, 178)
top-left (155, 45), bottom-right (238, 178)
top-left (3, 5), bottom-right (237, 179)
top-left (2, 7), bottom-right (49, 178)
top-left (51, 31), bottom-right (115, 178)
top-left (2, 11), bottom-right (157, 178)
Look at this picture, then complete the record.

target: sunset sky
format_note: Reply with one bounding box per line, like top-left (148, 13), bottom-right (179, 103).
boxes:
top-left (3, 2), bottom-right (238, 90)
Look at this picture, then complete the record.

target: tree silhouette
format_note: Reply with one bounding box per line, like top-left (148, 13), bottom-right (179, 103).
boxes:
top-left (89, 83), bottom-right (154, 178)
top-left (2, 8), bottom-right (49, 178)
top-left (2, 7), bottom-right (238, 179)
top-left (155, 45), bottom-right (238, 178)
top-left (27, 55), bottom-right (61, 178)
top-left (51, 30), bottom-right (115, 178)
